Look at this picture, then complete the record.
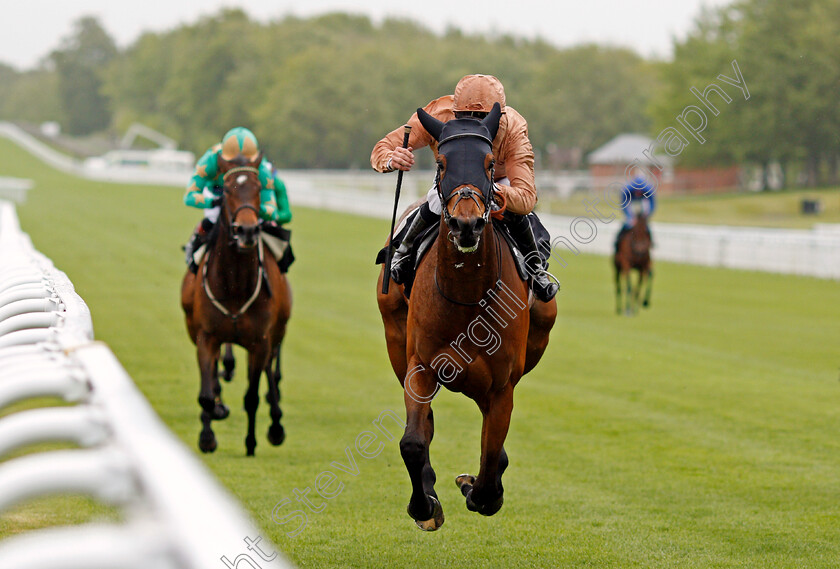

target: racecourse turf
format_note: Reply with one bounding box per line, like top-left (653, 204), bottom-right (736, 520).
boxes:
top-left (1, 137), bottom-right (839, 568)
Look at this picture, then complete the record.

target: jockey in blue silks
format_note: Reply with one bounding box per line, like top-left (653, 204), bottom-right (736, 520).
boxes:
top-left (615, 173), bottom-right (655, 247)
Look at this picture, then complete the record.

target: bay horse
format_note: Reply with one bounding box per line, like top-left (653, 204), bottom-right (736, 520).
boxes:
top-left (613, 212), bottom-right (653, 315)
top-left (181, 153), bottom-right (291, 456)
top-left (376, 103), bottom-right (557, 530)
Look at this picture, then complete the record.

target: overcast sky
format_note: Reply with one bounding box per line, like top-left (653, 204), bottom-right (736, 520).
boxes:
top-left (3, 0), bottom-right (731, 70)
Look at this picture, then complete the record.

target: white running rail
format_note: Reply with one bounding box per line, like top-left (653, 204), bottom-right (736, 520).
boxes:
top-left (0, 199), bottom-right (292, 569)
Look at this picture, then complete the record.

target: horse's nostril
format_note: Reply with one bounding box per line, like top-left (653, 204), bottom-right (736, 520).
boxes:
top-left (474, 218), bottom-right (486, 233)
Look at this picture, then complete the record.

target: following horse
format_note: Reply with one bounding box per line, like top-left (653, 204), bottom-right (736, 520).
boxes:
top-left (613, 212), bottom-right (653, 315)
top-left (377, 103), bottom-right (557, 530)
top-left (181, 153), bottom-right (291, 456)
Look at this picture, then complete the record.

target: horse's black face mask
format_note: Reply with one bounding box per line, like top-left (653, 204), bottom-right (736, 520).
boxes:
top-left (417, 103), bottom-right (502, 252)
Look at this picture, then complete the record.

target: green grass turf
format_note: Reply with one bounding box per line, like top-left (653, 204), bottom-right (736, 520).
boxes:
top-left (540, 187), bottom-right (840, 229)
top-left (2, 136), bottom-right (840, 567)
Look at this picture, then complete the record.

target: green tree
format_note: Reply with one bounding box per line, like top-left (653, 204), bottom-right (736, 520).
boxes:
top-left (50, 16), bottom-right (117, 135)
top-left (520, 45), bottom-right (659, 163)
top-left (652, 0), bottom-right (840, 188)
top-left (0, 69), bottom-right (64, 124)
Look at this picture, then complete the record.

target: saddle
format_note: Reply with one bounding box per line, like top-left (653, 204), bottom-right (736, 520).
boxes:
top-left (194, 225), bottom-right (295, 274)
top-left (376, 209), bottom-right (551, 298)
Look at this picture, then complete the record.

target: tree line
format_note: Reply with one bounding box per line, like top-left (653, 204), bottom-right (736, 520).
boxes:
top-left (1, 0), bottom-right (837, 187)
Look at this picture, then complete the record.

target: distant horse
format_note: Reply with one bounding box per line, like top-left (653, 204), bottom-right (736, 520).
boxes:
top-left (613, 213), bottom-right (652, 315)
top-left (181, 153), bottom-right (291, 456)
top-left (376, 103), bottom-right (556, 530)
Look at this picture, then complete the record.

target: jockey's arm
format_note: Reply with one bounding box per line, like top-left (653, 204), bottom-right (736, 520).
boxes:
top-left (258, 162), bottom-right (292, 225)
top-left (183, 148), bottom-right (220, 208)
top-left (493, 110), bottom-right (537, 215)
top-left (621, 186), bottom-right (635, 221)
top-left (370, 97), bottom-right (448, 173)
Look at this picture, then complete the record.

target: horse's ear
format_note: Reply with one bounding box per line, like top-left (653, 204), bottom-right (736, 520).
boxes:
top-left (250, 151), bottom-right (264, 168)
top-left (217, 153), bottom-right (233, 174)
top-left (417, 108), bottom-right (444, 141)
top-left (482, 102), bottom-right (502, 141)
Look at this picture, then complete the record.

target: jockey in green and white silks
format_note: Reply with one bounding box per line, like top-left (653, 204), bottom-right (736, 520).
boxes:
top-left (184, 127), bottom-right (291, 224)
top-left (183, 127), bottom-right (292, 272)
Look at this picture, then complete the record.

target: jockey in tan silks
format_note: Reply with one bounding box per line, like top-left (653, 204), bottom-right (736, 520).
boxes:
top-left (371, 74), bottom-right (558, 302)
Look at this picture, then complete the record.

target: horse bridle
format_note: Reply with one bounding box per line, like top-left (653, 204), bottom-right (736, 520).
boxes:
top-left (435, 133), bottom-right (496, 227)
top-left (221, 166), bottom-right (262, 243)
top-left (432, 131), bottom-right (502, 305)
top-left (201, 165), bottom-right (265, 321)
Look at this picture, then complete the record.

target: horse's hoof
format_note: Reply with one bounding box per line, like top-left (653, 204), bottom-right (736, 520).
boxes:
top-left (409, 496), bottom-right (444, 531)
top-left (198, 432), bottom-right (217, 453)
top-left (212, 402), bottom-right (230, 421)
top-left (455, 474), bottom-right (476, 497)
top-left (465, 488), bottom-right (504, 517)
top-left (267, 424), bottom-right (286, 446)
top-left (222, 370), bottom-right (234, 382)
top-left (245, 435), bottom-right (256, 457)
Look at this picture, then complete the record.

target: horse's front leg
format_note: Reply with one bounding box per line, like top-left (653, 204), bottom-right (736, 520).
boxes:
top-left (458, 383), bottom-right (513, 517)
top-left (222, 343), bottom-right (236, 382)
top-left (633, 269), bottom-right (645, 312)
top-left (642, 267), bottom-right (653, 308)
top-left (196, 331), bottom-right (221, 453)
top-left (624, 271), bottom-right (633, 316)
top-left (400, 361), bottom-right (443, 531)
top-left (211, 352), bottom-right (230, 421)
top-left (614, 265), bottom-right (622, 314)
top-left (244, 344), bottom-right (270, 456)
top-left (265, 343), bottom-right (286, 446)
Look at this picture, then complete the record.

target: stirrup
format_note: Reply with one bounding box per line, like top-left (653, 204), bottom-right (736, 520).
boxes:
top-left (532, 269), bottom-right (560, 302)
top-left (390, 251), bottom-right (413, 285)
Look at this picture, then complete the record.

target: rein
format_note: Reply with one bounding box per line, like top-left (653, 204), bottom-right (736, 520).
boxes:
top-left (436, 163), bottom-right (495, 228)
top-left (202, 235), bottom-right (265, 320)
top-left (202, 166), bottom-right (265, 320)
top-left (432, 130), bottom-right (501, 306)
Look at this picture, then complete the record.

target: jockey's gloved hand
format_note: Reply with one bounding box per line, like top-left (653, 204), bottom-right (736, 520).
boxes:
top-left (259, 190), bottom-right (279, 222)
top-left (260, 203), bottom-right (278, 222)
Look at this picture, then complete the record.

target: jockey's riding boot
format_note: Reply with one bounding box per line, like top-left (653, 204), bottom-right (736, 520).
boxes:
top-left (184, 234), bottom-right (200, 273)
top-left (390, 202), bottom-right (439, 285)
top-left (506, 212), bottom-right (558, 302)
top-left (185, 219), bottom-right (214, 274)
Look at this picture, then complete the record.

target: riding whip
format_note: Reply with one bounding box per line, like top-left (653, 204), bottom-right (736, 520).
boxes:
top-left (382, 125), bottom-right (412, 294)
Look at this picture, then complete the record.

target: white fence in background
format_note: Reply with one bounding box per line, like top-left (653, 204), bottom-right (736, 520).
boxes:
top-left (537, 214), bottom-right (840, 280)
top-left (1, 121), bottom-right (838, 279)
top-left (283, 175), bottom-right (840, 279)
top-left (0, 200), bottom-right (292, 569)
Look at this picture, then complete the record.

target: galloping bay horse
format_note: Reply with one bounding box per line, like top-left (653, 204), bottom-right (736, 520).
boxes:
top-left (376, 103), bottom-right (557, 530)
top-left (613, 212), bottom-right (653, 315)
top-left (181, 153), bottom-right (291, 456)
